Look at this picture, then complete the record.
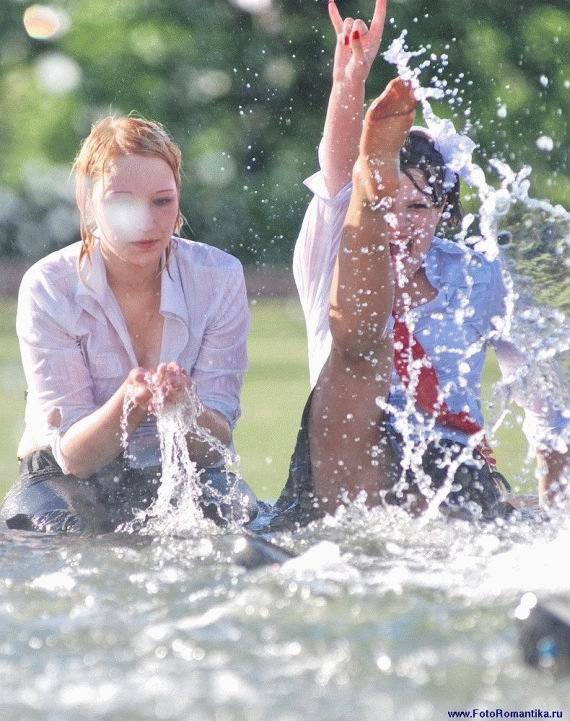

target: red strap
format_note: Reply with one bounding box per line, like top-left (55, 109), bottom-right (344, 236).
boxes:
top-left (393, 318), bottom-right (497, 469)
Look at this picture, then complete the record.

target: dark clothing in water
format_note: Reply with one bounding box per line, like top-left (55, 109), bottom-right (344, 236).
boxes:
top-left (0, 450), bottom-right (258, 534)
top-left (267, 392), bottom-right (513, 531)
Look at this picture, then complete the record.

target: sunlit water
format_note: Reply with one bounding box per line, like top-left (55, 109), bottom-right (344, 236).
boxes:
top-left (2, 509), bottom-right (570, 721)
top-left (2, 26), bottom-right (570, 721)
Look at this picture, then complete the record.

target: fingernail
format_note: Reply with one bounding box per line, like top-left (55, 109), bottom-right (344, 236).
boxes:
top-left (344, 34), bottom-right (349, 46)
top-left (352, 30), bottom-right (360, 40)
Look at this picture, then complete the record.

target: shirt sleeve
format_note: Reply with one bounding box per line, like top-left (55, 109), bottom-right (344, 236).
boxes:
top-left (293, 168), bottom-right (352, 386)
top-left (190, 262), bottom-right (250, 429)
top-left (17, 272), bottom-right (97, 473)
top-left (488, 260), bottom-right (569, 452)
top-left (493, 337), bottom-right (569, 453)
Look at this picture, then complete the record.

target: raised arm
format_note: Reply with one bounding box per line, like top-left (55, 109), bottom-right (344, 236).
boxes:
top-left (309, 78), bottom-right (416, 512)
top-left (321, 0), bottom-right (388, 196)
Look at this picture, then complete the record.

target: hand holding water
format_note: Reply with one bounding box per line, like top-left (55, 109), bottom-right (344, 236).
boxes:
top-left (124, 363), bottom-right (192, 415)
top-left (328, 0), bottom-right (387, 85)
top-left (125, 367), bottom-right (154, 412)
top-left (153, 362), bottom-right (192, 409)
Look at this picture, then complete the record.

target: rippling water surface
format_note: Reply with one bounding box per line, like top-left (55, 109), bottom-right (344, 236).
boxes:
top-left (2, 506), bottom-right (570, 721)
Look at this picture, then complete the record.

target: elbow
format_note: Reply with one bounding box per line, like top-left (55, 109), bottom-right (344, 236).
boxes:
top-left (60, 455), bottom-right (95, 480)
top-left (57, 438), bottom-right (100, 480)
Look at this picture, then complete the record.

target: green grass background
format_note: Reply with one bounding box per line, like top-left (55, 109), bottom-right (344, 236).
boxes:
top-left (0, 298), bottom-right (535, 502)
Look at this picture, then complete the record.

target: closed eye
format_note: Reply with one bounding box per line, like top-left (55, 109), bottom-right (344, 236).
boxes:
top-left (153, 197), bottom-right (175, 206)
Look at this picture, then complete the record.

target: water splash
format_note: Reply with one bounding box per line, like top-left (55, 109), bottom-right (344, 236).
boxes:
top-left (120, 374), bottom-right (245, 535)
top-left (384, 31), bottom-right (570, 261)
top-left (379, 31), bottom-right (570, 509)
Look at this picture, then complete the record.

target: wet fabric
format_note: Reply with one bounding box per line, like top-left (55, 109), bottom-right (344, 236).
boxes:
top-left (0, 450), bottom-right (258, 534)
top-left (266, 392), bottom-right (513, 532)
top-left (17, 237), bottom-right (249, 472)
top-left (293, 168), bottom-right (568, 452)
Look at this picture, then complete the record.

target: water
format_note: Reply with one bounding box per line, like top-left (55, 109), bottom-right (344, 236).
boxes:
top-left (2, 27), bottom-right (569, 721)
top-left (2, 509), bottom-right (570, 721)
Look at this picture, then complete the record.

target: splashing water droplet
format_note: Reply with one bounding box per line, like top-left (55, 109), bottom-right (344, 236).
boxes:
top-left (536, 135), bottom-right (554, 152)
top-left (120, 373), bottom-right (246, 535)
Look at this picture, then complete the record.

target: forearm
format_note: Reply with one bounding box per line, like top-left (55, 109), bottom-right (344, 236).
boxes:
top-left (60, 382), bottom-right (147, 479)
top-left (538, 449), bottom-right (569, 505)
top-left (329, 173), bottom-right (395, 358)
top-left (186, 407), bottom-right (232, 467)
top-left (321, 80), bottom-right (366, 196)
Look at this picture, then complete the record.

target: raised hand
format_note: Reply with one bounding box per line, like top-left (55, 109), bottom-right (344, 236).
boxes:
top-left (355, 77), bottom-right (416, 201)
top-left (328, 0), bottom-right (388, 84)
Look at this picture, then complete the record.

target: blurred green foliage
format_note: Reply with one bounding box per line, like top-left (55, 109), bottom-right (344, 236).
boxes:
top-left (0, 0), bottom-right (568, 264)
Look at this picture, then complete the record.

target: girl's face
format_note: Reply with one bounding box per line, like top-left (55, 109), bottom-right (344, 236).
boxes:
top-left (388, 169), bottom-right (444, 282)
top-left (90, 154), bottom-right (179, 269)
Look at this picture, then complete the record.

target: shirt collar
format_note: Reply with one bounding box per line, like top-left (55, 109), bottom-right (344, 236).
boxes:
top-left (424, 235), bottom-right (466, 288)
top-left (74, 241), bottom-right (110, 304)
top-left (159, 239), bottom-right (189, 327)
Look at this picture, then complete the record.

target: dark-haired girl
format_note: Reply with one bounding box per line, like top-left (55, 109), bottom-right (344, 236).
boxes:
top-left (267, 0), bottom-right (567, 526)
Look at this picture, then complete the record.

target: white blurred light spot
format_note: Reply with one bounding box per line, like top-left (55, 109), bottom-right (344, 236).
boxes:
top-left (23, 5), bottom-right (70, 41)
top-left (536, 135), bottom-right (554, 152)
top-left (105, 198), bottom-right (148, 242)
top-left (229, 0), bottom-right (272, 13)
top-left (497, 104), bottom-right (507, 119)
top-left (193, 70), bottom-right (232, 100)
top-left (376, 654), bottom-right (392, 671)
top-left (30, 572), bottom-right (76, 592)
top-left (195, 151), bottom-right (236, 187)
top-left (35, 52), bottom-right (81, 94)
top-left (264, 57), bottom-right (295, 89)
top-left (539, 75), bottom-right (549, 87)
top-left (514, 592), bottom-right (537, 621)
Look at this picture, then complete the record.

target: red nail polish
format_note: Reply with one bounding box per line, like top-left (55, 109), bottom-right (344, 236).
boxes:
top-left (352, 30), bottom-right (360, 40)
top-left (344, 34), bottom-right (349, 46)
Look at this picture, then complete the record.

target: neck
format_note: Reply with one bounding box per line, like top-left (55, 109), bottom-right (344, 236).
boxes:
top-left (102, 249), bottom-right (162, 295)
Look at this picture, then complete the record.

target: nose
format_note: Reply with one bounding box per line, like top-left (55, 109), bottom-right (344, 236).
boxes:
top-left (132, 201), bottom-right (155, 233)
top-left (391, 206), bottom-right (410, 237)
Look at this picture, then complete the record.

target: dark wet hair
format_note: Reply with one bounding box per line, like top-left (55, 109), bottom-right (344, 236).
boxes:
top-left (400, 129), bottom-right (463, 230)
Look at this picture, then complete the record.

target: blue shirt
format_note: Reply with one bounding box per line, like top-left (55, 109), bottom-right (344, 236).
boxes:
top-left (293, 170), bottom-right (567, 451)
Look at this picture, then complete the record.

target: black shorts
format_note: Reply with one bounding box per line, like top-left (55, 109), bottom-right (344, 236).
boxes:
top-left (266, 392), bottom-right (512, 531)
top-left (0, 449), bottom-right (258, 534)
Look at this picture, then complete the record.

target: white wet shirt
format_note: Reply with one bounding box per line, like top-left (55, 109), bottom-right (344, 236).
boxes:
top-left (17, 237), bottom-right (250, 471)
top-left (294, 170), bottom-right (568, 452)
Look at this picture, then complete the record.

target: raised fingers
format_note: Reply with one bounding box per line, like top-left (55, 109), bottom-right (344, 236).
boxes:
top-left (351, 18), bottom-right (368, 37)
top-left (369, 0), bottom-right (387, 40)
top-left (350, 21), bottom-right (367, 67)
top-left (328, 0), bottom-right (344, 35)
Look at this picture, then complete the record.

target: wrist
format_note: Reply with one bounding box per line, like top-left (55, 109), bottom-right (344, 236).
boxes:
top-left (331, 77), bottom-right (367, 95)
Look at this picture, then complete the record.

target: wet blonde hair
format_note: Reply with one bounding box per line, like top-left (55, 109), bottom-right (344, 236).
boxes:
top-left (72, 115), bottom-right (184, 270)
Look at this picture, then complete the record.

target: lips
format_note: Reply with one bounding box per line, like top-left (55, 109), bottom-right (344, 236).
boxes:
top-left (389, 238), bottom-right (411, 257)
top-left (131, 239), bottom-right (159, 250)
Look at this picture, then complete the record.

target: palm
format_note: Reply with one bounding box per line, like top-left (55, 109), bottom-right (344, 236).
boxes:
top-left (345, 36), bottom-right (379, 81)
